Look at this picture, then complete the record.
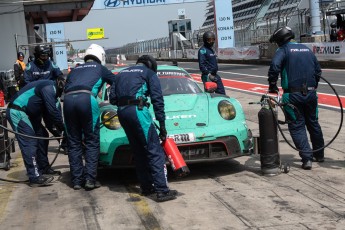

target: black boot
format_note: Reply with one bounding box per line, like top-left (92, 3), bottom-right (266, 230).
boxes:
top-left (302, 160), bottom-right (312, 170)
top-left (43, 167), bottom-right (61, 175)
top-left (156, 190), bottom-right (178, 202)
top-left (29, 175), bottom-right (54, 187)
top-left (84, 180), bottom-right (101, 191)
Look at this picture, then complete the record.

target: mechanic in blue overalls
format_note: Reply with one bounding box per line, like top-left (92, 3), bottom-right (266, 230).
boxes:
top-left (63, 44), bottom-right (115, 190)
top-left (109, 55), bottom-right (177, 202)
top-left (24, 45), bottom-right (63, 84)
top-left (6, 77), bottom-right (66, 187)
top-left (23, 44), bottom-right (67, 151)
top-left (198, 31), bottom-right (226, 95)
top-left (268, 26), bottom-right (324, 170)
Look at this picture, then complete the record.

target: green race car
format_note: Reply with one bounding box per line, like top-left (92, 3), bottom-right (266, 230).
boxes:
top-left (98, 65), bottom-right (253, 167)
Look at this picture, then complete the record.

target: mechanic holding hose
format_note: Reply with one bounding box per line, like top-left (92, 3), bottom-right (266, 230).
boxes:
top-left (63, 44), bottom-right (115, 191)
top-left (268, 26), bottom-right (324, 170)
top-left (6, 77), bottom-right (66, 187)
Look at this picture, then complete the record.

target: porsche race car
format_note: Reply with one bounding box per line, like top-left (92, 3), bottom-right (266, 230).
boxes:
top-left (98, 65), bottom-right (253, 167)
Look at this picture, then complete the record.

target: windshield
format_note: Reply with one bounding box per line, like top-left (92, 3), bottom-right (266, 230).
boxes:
top-left (159, 76), bottom-right (202, 96)
top-left (100, 68), bottom-right (203, 102)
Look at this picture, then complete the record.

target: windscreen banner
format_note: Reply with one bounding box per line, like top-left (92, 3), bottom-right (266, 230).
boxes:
top-left (218, 47), bottom-right (260, 60)
top-left (93, 0), bottom-right (206, 9)
top-left (302, 42), bottom-right (345, 61)
top-left (185, 47), bottom-right (260, 60)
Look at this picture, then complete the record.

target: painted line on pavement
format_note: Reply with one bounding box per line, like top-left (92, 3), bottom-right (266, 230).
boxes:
top-left (185, 68), bottom-right (345, 87)
top-left (190, 74), bottom-right (345, 110)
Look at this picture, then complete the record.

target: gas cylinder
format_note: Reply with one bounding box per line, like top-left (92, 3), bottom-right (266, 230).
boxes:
top-left (0, 91), bottom-right (5, 107)
top-left (162, 138), bottom-right (190, 178)
top-left (258, 98), bottom-right (280, 176)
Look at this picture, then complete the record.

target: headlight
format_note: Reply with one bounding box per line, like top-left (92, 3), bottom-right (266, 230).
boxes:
top-left (101, 110), bottom-right (121, 130)
top-left (218, 100), bottom-right (236, 120)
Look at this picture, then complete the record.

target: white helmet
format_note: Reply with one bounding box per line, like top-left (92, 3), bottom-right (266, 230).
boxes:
top-left (84, 44), bottom-right (106, 65)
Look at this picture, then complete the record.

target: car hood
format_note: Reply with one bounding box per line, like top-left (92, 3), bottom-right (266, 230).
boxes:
top-left (158, 94), bottom-right (209, 130)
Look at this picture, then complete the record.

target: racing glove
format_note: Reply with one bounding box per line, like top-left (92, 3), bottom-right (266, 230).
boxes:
top-left (208, 73), bottom-right (217, 82)
top-left (268, 82), bottom-right (279, 94)
top-left (315, 72), bottom-right (321, 89)
top-left (49, 126), bottom-right (62, 137)
top-left (158, 121), bottom-right (167, 141)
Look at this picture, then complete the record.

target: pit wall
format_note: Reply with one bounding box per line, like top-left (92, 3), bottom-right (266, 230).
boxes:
top-left (118, 42), bottom-right (345, 69)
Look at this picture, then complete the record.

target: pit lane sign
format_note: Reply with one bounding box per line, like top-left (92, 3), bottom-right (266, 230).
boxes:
top-left (46, 23), bottom-right (68, 70)
top-left (214, 0), bottom-right (235, 48)
top-left (87, 28), bottom-right (105, 40)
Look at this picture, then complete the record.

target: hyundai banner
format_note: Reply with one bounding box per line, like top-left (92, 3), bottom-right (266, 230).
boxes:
top-left (93, 0), bottom-right (206, 9)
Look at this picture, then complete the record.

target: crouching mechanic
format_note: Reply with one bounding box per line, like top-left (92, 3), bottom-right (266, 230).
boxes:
top-left (198, 31), bottom-right (225, 95)
top-left (268, 26), bottom-right (324, 170)
top-left (109, 55), bottom-right (178, 202)
top-left (6, 77), bottom-right (66, 187)
top-left (63, 44), bottom-right (115, 190)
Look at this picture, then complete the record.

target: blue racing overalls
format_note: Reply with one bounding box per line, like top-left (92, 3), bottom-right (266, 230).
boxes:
top-left (109, 64), bottom-right (169, 193)
top-left (268, 42), bottom-right (324, 163)
top-left (24, 60), bottom-right (63, 84)
top-left (63, 61), bottom-right (115, 186)
top-left (6, 80), bottom-right (64, 183)
top-left (198, 44), bottom-right (225, 94)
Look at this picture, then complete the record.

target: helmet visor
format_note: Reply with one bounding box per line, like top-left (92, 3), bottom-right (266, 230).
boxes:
top-left (207, 37), bottom-right (215, 43)
top-left (39, 53), bottom-right (49, 60)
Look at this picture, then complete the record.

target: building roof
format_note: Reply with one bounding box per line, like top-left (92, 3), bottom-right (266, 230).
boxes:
top-left (24, 0), bottom-right (94, 24)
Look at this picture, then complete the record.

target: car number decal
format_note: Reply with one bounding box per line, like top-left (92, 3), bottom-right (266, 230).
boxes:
top-left (168, 133), bottom-right (195, 143)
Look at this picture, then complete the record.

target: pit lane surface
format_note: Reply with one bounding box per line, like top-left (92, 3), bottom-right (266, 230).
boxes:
top-left (0, 63), bottom-right (344, 229)
top-left (178, 62), bottom-right (345, 110)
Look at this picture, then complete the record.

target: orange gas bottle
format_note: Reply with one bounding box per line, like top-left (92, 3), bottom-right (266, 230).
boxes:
top-left (162, 138), bottom-right (190, 178)
top-left (0, 91), bottom-right (5, 107)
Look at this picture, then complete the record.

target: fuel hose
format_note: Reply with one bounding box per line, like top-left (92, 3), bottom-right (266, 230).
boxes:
top-left (268, 76), bottom-right (343, 153)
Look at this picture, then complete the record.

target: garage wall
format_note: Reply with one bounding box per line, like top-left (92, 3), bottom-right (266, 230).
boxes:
top-left (0, 4), bottom-right (28, 70)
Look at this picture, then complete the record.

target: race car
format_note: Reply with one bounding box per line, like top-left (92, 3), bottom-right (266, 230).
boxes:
top-left (98, 65), bottom-right (253, 167)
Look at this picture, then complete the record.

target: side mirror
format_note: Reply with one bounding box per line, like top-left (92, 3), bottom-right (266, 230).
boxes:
top-left (204, 82), bottom-right (217, 93)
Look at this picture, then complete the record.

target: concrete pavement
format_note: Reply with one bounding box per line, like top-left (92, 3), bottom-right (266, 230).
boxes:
top-left (0, 88), bottom-right (344, 230)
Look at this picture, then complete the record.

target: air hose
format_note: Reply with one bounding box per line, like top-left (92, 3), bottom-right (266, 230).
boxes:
top-left (267, 76), bottom-right (343, 153)
top-left (0, 110), bottom-right (118, 184)
top-left (0, 107), bottom-right (64, 183)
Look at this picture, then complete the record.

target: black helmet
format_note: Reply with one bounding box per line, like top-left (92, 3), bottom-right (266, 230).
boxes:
top-left (34, 45), bottom-right (51, 66)
top-left (34, 45), bottom-right (51, 58)
top-left (269, 26), bottom-right (295, 47)
top-left (331, 22), bottom-right (337, 29)
top-left (28, 55), bottom-right (34, 62)
top-left (56, 75), bottom-right (66, 97)
top-left (203, 31), bottom-right (216, 47)
top-left (17, 52), bottom-right (25, 59)
top-left (136, 55), bottom-right (157, 73)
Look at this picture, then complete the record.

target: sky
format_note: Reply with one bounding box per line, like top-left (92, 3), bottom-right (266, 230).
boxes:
top-left (63, 1), bottom-right (208, 50)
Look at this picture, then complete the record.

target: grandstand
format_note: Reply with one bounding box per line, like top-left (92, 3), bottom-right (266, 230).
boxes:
top-left (106, 0), bottom-right (345, 59)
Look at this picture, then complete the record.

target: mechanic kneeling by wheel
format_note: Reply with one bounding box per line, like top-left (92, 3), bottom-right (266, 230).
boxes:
top-left (6, 77), bottom-right (66, 187)
top-left (109, 55), bottom-right (178, 202)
